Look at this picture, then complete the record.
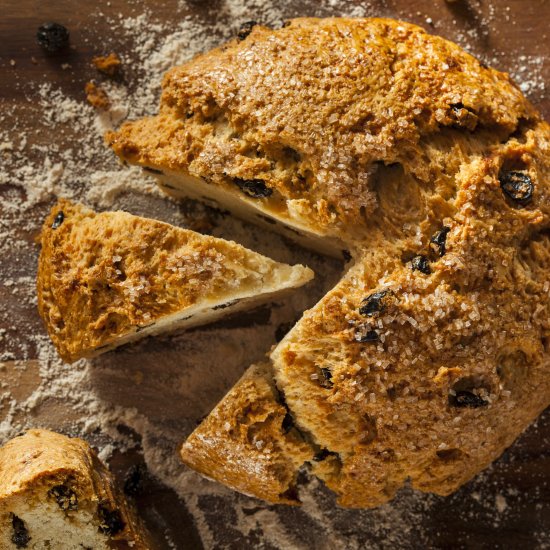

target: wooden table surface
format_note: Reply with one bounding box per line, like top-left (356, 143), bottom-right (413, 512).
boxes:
top-left (1, 1), bottom-right (549, 549)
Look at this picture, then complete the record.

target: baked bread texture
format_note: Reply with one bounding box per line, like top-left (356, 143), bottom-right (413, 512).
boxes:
top-left (0, 429), bottom-right (150, 549)
top-left (180, 362), bottom-right (314, 504)
top-left (109, 18), bottom-right (550, 507)
top-left (37, 200), bottom-right (313, 363)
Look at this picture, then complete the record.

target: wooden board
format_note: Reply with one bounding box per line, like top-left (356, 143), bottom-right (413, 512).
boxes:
top-left (1, 1), bottom-right (549, 548)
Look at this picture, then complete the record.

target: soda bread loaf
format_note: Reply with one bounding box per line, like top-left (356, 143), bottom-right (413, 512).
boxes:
top-left (109, 18), bottom-right (550, 507)
top-left (37, 200), bottom-right (313, 363)
top-left (0, 429), bottom-right (150, 549)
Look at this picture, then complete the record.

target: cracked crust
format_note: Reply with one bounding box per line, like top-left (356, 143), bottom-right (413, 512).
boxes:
top-left (0, 429), bottom-right (150, 549)
top-left (37, 200), bottom-right (313, 363)
top-left (109, 17), bottom-right (550, 507)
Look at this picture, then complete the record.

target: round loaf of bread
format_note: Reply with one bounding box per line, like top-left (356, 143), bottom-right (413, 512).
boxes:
top-left (109, 18), bottom-right (550, 507)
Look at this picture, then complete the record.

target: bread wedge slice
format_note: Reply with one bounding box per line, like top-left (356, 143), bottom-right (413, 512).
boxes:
top-left (37, 200), bottom-right (313, 363)
top-left (0, 429), bottom-right (150, 549)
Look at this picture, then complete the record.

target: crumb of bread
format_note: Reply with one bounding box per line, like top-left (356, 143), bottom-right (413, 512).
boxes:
top-left (92, 53), bottom-right (122, 76)
top-left (85, 81), bottom-right (111, 110)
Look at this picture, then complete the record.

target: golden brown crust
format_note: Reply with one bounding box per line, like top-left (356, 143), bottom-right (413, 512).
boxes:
top-left (108, 17), bottom-right (536, 236)
top-left (37, 200), bottom-right (312, 362)
top-left (180, 363), bottom-right (314, 504)
top-left (0, 430), bottom-right (101, 501)
top-left (0, 429), bottom-right (150, 548)
top-left (108, 17), bottom-right (550, 507)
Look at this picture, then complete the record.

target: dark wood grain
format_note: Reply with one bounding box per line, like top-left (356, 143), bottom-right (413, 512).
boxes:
top-left (1, 1), bottom-right (549, 549)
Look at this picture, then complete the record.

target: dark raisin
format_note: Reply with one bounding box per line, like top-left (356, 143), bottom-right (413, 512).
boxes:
top-left (411, 255), bottom-right (431, 274)
top-left (321, 368), bottom-right (332, 380)
top-left (97, 505), bottom-right (125, 536)
top-left (124, 464), bottom-right (146, 496)
top-left (499, 171), bottom-right (533, 205)
top-left (37, 22), bottom-right (69, 52)
top-left (449, 390), bottom-right (489, 408)
top-left (49, 484), bottom-right (78, 511)
top-left (359, 290), bottom-right (390, 317)
top-left (11, 515), bottom-right (30, 548)
top-left (281, 412), bottom-right (294, 433)
top-left (313, 448), bottom-right (339, 461)
top-left (233, 178), bottom-right (273, 198)
top-left (319, 368), bottom-right (333, 389)
top-left (51, 211), bottom-right (64, 229)
top-left (430, 227), bottom-right (450, 257)
top-left (237, 21), bottom-right (257, 41)
top-left (356, 330), bottom-right (379, 343)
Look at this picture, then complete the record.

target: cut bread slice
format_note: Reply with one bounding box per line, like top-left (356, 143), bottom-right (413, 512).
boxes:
top-left (180, 362), bottom-right (315, 504)
top-left (0, 429), bottom-right (150, 549)
top-left (37, 200), bottom-right (313, 363)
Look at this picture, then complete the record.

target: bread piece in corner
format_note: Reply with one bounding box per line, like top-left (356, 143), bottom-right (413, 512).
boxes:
top-left (0, 429), bottom-right (150, 549)
top-left (37, 200), bottom-right (313, 363)
top-left (180, 362), bottom-right (315, 504)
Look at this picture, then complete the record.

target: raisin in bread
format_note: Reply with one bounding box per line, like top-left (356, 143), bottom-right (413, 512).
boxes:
top-left (109, 18), bottom-right (550, 507)
top-left (37, 200), bottom-right (313, 363)
top-left (0, 429), bottom-right (150, 549)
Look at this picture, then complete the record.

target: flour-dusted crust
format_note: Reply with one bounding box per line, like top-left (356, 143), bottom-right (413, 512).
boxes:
top-left (37, 200), bottom-right (313, 363)
top-left (0, 429), bottom-right (150, 549)
top-left (109, 17), bottom-right (550, 507)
